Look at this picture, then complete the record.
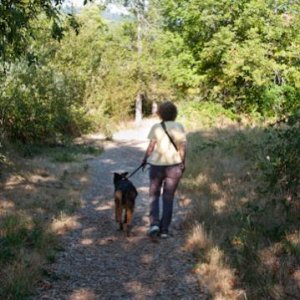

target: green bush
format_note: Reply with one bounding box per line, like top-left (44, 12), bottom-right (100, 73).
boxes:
top-left (260, 85), bottom-right (300, 118)
top-left (178, 100), bottom-right (239, 129)
top-left (0, 62), bottom-right (89, 144)
top-left (258, 112), bottom-right (300, 199)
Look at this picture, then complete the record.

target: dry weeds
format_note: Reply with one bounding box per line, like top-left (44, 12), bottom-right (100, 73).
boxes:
top-left (181, 123), bottom-right (300, 299)
top-left (0, 143), bottom-right (96, 299)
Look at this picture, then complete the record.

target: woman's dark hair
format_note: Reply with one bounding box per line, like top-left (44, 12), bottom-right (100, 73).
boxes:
top-left (158, 101), bottom-right (178, 121)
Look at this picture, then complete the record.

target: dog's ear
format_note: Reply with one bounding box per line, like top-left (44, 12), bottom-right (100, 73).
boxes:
top-left (113, 173), bottom-right (121, 183)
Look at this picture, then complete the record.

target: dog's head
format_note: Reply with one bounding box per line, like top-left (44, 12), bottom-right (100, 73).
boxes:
top-left (113, 172), bottom-right (129, 186)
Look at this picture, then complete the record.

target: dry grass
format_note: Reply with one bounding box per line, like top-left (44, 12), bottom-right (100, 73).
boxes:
top-left (0, 142), bottom-right (101, 299)
top-left (185, 222), bottom-right (213, 254)
top-left (194, 247), bottom-right (245, 300)
top-left (181, 123), bottom-right (300, 299)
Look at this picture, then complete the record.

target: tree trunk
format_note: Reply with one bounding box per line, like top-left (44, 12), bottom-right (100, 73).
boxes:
top-left (135, 93), bottom-right (143, 123)
top-left (152, 101), bottom-right (158, 115)
top-left (135, 6), bottom-right (143, 123)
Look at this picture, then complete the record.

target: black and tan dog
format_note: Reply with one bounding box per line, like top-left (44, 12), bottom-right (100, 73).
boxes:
top-left (113, 172), bottom-right (138, 236)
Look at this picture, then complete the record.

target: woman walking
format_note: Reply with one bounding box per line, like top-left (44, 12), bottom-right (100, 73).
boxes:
top-left (142, 101), bottom-right (187, 238)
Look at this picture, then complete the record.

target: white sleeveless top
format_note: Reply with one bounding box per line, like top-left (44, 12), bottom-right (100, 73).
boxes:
top-left (147, 121), bottom-right (186, 166)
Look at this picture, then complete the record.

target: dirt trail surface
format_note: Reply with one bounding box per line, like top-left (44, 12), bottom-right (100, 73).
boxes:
top-left (34, 119), bottom-right (209, 300)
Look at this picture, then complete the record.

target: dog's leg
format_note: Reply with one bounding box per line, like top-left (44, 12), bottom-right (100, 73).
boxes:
top-left (123, 207), bottom-right (127, 235)
top-left (125, 205), bottom-right (134, 237)
top-left (115, 190), bottom-right (123, 231)
top-left (119, 221), bottom-right (123, 231)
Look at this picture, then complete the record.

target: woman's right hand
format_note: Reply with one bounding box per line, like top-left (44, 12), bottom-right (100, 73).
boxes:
top-left (180, 162), bottom-right (185, 173)
top-left (141, 158), bottom-right (148, 170)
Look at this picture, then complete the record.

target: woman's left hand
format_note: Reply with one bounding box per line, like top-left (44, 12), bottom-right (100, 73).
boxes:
top-left (180, 162), bottom-right (185, 173)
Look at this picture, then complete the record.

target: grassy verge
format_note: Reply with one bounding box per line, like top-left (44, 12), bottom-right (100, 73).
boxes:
top-left (0, 141), bottom-right (103, 299)
top-left (15, 142), bottom-right (103, 162)
top-left (179, 101), bottom-right (300, 299)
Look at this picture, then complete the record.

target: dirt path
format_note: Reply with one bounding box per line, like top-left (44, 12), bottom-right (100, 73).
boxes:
top-left (34, 119), bottom-right (209, 300)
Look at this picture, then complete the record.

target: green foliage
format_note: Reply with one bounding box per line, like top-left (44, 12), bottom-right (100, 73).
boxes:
top-left (258, 112), bottom-right (300, 198)
top-left (53, 4), bottom-right (176, 132)
top-left (0, 0), bottom-right (84, 63)
top-left (2, 1), bottom-right (300, 144)
top-left (0, 215), bottom-right (45, 263)
top-left (45, 6), bottom-right (136, 133)
top-left (160, 0), bottom-right (300, 116)
top-left (0, 60), bottom-right (88, 143)
top-left (0, 7), bottom-right (94, 144)
top-left (177, 100), bottom-right (239, 130)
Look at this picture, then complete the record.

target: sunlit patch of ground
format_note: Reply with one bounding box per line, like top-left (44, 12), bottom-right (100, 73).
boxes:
top-left (51, 215), bottom-right (82, 235)
top-left (69, 288), bottom-right (96, 300)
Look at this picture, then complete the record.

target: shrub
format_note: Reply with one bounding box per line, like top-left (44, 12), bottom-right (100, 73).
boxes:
top-left (178, 100), bottom-right (239, 130)
top-left (0, 61), bottom-right (90, 144)
top-left (258, 112), bottom-right (300, 200)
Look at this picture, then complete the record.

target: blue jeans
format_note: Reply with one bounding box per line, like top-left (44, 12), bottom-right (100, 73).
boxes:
top-left (149, 164), bottom-right (183, 234)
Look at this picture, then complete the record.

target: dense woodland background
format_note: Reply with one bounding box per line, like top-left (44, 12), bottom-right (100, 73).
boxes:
top-left (0, 1), bottom-right (299, 299)
top-left (1, 0), bottom-right (300, 143)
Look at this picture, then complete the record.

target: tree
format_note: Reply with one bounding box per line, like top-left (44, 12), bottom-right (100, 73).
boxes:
top-left (0, 1), bottom-right (96, 143)
top-left (107, 0), bottom-right (148, 122)
top-left (0, 1), bottom-right (61, 64)
top-left (160, 0), bottom-right (300, 116)
top-left (0, 4), bottom-right (94, 143)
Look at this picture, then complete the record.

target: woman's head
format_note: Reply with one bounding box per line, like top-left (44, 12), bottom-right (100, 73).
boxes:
top-left (157, 101), bottom-right (178, 121)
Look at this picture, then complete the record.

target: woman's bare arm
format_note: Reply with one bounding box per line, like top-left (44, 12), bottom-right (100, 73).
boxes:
top-left (142, 140), bottom-right (156, 164)
top-left (179, 142), bottom-right (187, 163)
top-left (178, 142), bottom-right (187, 172)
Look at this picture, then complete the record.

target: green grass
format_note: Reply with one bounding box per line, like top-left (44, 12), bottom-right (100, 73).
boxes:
top-left (51, 144), bottom-right (103, 162)
top-left (0, 214), bottom-right (58, 299)
top-left (15, 142), bottom-right (103, 162)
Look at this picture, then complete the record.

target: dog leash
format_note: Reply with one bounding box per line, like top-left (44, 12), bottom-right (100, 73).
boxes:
top-left (127, 162), bottom-right (148, 179)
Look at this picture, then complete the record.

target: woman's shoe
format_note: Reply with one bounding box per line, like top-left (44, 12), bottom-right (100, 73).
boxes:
top-left (148, 225), bottom-right (160, 237)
